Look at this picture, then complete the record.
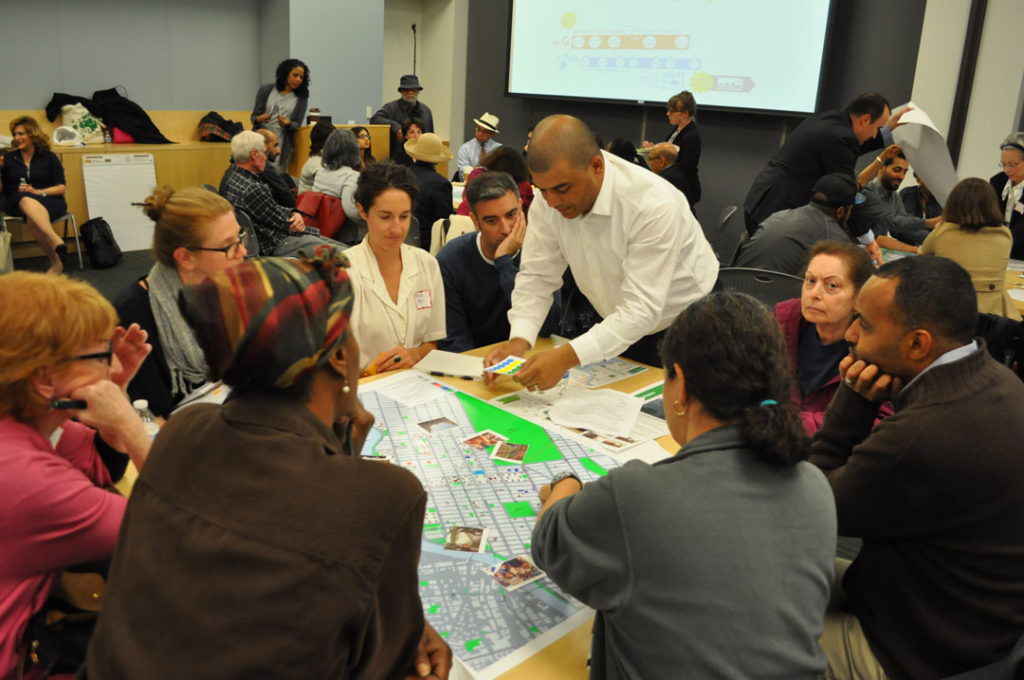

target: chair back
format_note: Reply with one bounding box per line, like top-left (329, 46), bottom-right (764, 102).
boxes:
top-left (976, 312), bottom-right (1024, 380)
top-left (711, 205), bottom-right (746, 265)
top-left (295, 191), bottom-right (347, 239)
top-left (234, 209), bottom-right (260, 257)
top-left (202, 183), bottom-right (219, 194)
top-left (430, 215), bottom-right (476, 255)
top-left (715, 267), bottom-right (804, 308)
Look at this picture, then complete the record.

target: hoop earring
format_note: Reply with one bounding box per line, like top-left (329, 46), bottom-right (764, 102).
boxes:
top-left (672, 400), bottom-right (687, 416)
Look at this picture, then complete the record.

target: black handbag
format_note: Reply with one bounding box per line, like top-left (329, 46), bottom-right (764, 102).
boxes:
top-left (79, 217), bottom-right (122, 269)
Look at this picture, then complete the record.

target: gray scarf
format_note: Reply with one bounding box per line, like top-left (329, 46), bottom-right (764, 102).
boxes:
top-left (147, 263), bottom-right (209, 397)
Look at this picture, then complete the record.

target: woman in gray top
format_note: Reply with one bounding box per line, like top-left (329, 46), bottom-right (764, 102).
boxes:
top-left (251, 58), bottom-right (310, 171)
top-left (532, 291), bottom-right (837, 679)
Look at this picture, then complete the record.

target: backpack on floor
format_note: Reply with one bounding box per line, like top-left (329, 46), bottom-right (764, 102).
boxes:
top-left (79, 217), bottom-right (122, 269)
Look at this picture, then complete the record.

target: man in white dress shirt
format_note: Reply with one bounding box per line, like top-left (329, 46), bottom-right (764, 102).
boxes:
top-left (485, 115), bottom-right (718, 390)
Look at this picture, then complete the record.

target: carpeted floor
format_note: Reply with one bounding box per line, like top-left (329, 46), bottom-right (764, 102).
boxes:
top-left (13, 249), bottom-right (154, 303)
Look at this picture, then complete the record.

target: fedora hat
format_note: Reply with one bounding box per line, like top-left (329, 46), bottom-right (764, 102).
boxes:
top-left (473, 112), bottom-right (500, 133)
top-left (398, 74), bottom-right (423, 91)
top-left (405, 133), bottom-right (453, 163)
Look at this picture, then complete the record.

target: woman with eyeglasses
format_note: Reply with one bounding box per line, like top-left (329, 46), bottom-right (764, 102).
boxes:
top-left (0, 272), bottom-right (152, 679)
top-left (642, 90), bottom-right (702, 208)
top-left (351, 125), bottom-right (376, 170)
top-left (990, 131), bottom-right (1024, 259)
top-left (114, 186), bottom-right (248, 418)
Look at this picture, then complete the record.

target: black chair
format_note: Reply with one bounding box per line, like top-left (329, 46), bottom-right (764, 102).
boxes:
top-left (711, 205), bottom-right (747, 265)
top-left (702, 204), bottom-right (735, 251)
top-left (714, 267), bottom-right (804, 309)
top-left (234, 210), bottom-right (260, 258)
top-left (976, 313), bottom-right (1024, 380)
top-left (202, 183), bottom-right (219, 194)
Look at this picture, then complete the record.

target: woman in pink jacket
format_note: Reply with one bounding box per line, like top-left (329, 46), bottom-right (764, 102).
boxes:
top-left (0, 272), bottom-right (152, 680)
top-left (775, 240), bottom-right (887, 433)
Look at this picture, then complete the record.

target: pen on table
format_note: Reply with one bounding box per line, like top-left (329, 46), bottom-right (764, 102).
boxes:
top-left (429, 371), bottom-right (480, 381)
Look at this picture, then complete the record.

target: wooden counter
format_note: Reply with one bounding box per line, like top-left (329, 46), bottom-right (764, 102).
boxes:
top-left (289, 123), bottom-right (451, 181)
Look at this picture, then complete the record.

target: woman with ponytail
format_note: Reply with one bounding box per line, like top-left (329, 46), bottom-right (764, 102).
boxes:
top-left (114, 186), bottom-right (247, 417)
top-left (531, 291), bottom-right (838, 679)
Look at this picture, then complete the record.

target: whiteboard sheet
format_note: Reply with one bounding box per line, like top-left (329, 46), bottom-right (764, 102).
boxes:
top-left (82, 154), bottom-right (158, 252)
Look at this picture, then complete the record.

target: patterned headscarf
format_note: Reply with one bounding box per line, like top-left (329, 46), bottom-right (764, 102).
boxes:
top-left (179, 245), bottom-right (354, 389)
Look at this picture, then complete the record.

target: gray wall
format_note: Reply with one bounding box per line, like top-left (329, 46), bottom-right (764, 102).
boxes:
top-left (0, 0), bottom-right (261, 111)
top-left (464, 0), bottom-right (926, 228)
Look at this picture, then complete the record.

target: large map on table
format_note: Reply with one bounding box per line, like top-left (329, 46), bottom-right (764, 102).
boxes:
top-left (358, 372), bottom-right (620, 677)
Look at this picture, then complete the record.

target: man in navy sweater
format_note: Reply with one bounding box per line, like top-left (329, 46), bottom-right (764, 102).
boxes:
top-left (436, 172), bottom-right (559, 352)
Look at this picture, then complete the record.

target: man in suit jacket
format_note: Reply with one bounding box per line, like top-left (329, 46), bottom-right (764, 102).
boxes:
top-left (647, 142), bottom-right (695, 207)
top-left (990, 131), bottom-right (1024, 259)
top-left (743, 92), bottom-right (909, 257)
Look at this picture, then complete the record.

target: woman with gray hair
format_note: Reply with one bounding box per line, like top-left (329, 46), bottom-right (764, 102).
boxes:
top-left (990, 131), bottom-right (1024, 259)
top-left (312, 128), bottom-right (364, 242)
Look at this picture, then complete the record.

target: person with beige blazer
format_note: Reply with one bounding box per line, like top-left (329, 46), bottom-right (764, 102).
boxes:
top-left (918, 178), bottom-right (1021, 320)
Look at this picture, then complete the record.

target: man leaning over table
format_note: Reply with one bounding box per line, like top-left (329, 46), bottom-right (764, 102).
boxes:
top-left (485, 114), bottom-right (718, 390)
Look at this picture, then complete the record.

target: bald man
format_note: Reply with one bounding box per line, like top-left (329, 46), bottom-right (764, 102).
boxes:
top-left (485, 115), bottom-right (718, 390)
top-left (647, 142), bottom-right (695, 205)
top-left (254, 128), bottom-right (297, 209)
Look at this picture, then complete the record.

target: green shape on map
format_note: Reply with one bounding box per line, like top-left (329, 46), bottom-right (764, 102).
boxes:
top-left (530, 626), bottom-right (540, 633)
top-left (440, 631), bottom-right (449, 638)
top-left (423, 524), bottom-right (442, 532)
top-left (580, 457), bottom-right (609, 476)
top-left (634, 383), bottom-right (663, 400)
top-left (419, 581), bottom-right (429, 587)
top-left (454, 392), bottom-right (563, 463)
top-left (504, 501), bottom-right (536, 518)
top-left (466, 639), bottom-right (483, 651)
top-left (429, 604), bottom-right (440, 614)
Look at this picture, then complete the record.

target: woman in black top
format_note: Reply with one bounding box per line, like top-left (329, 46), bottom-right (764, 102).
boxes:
top-left (0, 116), bottom-right (69, 273)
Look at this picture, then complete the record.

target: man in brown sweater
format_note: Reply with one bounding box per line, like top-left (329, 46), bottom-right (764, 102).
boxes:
top-left (810, 255), bottom-right (1024, 679)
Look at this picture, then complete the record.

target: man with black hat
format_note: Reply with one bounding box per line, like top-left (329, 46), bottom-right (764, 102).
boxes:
top-left (734, 172), bottom-right (861, 276)
top-left (455, 112), bottom-right (502, 181)
top-left (371, 74), bottom-right (435, 145)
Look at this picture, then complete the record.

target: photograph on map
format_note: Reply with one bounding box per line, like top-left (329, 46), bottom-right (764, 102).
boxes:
top-left (360, 452), bottom-right (394, 463)
top-left (418, 416), bottom-right (458, 433)
top-left (462, 429), bottom-right (507, 451)
top-left (444, 525), bottom-right (489, 553)
top-left (484, 554), bottom-right (546, 591)
top-left (491, 442), bottom-right (529, 464)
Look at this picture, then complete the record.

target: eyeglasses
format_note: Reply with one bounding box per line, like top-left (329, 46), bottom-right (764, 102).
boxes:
top-left (999, 161), bottom-right (1022, 169)
top-left (356, 133), bottom-right (371, 140)
top-left (69, 342), bottom-right (113, 365)
top-left (190, 230), bottom-right (247, 259)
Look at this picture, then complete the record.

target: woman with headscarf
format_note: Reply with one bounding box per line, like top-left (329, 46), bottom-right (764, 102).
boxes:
top-left (84, 246), bottom-right (452, 679)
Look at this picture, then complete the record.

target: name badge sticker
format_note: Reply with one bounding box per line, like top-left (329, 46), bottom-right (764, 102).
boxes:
top-left (415, 290), bottom-right (432, 310)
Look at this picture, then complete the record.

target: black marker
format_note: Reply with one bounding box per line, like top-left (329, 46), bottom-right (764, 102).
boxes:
top-left (50, 399), bottom-right (87, 410)
top-left (428, 371), bottom-right (479, 381)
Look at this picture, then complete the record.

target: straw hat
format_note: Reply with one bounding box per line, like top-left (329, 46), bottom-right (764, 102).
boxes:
top-left (405, 133), bottom-right (453, 163)
top-left (473, 112), bottom-right (500, 133)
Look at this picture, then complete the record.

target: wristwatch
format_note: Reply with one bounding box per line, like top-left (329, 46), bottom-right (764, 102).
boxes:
top-left (40, 190), bottom-right (46, 197)
top-left (549, 471), bottom-right (582, 490)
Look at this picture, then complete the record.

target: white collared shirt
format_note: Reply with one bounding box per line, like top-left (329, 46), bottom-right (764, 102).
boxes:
top-left (901, 340), bottom-right (979, 393)
top-left (347, 238), bottom-right (447, 370)
top-left (509, 151), bottom-right (719, 365)
top-left (1001, 177), bottom-right (1024, 225)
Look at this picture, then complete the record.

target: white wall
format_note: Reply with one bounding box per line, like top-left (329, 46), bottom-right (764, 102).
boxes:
top-left (957, 0), bottom-right (1024, 181)
top-left (259, 0), bottom-right (291, 87)
top-left (289, 0), bottom-right (384, 125)
top-left (382, 0), bottom-right (468, 141)
top-left (383, 0), bottom-right (422, 108)
top-left (0, 0), bottom-right (260, 110)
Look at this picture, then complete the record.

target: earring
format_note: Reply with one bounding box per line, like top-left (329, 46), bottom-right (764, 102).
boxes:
top-left (672, 400), bottom-right (687, 416)
top-left (342, 384), bottom-right (351, 394)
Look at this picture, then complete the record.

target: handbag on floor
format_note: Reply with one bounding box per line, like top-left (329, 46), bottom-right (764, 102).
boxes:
top-left (79, 217), bottom-right (122, 269)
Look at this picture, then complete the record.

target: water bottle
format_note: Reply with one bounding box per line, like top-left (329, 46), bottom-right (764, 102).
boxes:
top-left (133, 399), bottom-right (160, 438)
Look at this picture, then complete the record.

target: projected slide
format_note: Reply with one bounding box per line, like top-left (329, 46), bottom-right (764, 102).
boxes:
top-left (508, 0), bottom-right (831, 113)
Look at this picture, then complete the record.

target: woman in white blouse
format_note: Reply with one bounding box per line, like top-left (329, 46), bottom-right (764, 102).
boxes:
top-left (348, 161), bottom-right (446, 373)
